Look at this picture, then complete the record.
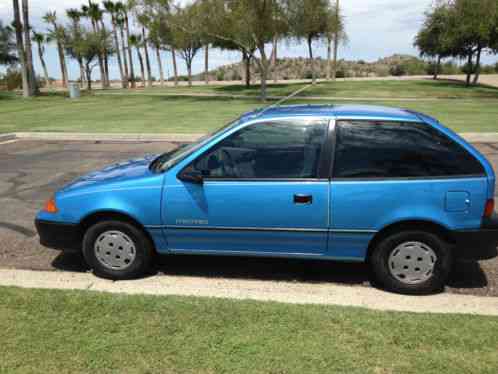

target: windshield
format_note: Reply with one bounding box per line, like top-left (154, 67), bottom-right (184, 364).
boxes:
top-left (150, 118), bottom-right (242, 173)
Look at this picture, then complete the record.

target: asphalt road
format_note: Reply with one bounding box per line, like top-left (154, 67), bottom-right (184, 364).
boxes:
top-left (0, 139), bottom-right (497, 296)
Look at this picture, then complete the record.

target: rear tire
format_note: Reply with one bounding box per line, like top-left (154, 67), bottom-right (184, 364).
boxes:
top-left (370, 230), bottom-right (452, 295)
top-left (82, 221), bottom-right (154, 280)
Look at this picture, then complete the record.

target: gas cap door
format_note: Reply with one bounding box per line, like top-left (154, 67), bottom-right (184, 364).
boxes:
top-left (445, 191), bottom-right (471, 212)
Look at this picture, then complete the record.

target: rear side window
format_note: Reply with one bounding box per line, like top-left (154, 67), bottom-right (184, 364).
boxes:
top-left (333, 120), bottom-right (484, 179)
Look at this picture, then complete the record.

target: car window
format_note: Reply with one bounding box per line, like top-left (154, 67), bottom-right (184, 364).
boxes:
top-left (333, 120), bottom-right (485, 179)
top-left (190, 119), bottom-right (329, 179)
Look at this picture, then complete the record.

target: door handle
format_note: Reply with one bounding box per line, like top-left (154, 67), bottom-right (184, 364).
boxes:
top-left (294, 194), bottom-right (313, 205)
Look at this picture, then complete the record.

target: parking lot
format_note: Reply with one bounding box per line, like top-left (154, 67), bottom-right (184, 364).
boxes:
top-left (1, 139), bottom-right (497, 296)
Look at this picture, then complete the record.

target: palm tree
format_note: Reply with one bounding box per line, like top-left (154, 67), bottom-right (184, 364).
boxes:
top-left (128, 34), bottom-right (145, 87)
top-left (116, 14), bottom-right (129, 87)
top-left (11, 0), bottom-right (29, 96)
top-left (42, 11), bottom-right (68, 88)
top-left (32, 31), bottom-right (50, 88)
top-left (82, 1), bottom-right (108, 88)
top-left (21, 0), bottom-right (37, 94)
top-left (136, 14), bottom-right (153, 88)
top-left (116, 1), bottom-right (135, 88)
top-left (148, 24), bottom-right (165, 87)
top-left (66, 8), bottom-right (86, 85)
top-left (103, 0), bottom-right (126, 88)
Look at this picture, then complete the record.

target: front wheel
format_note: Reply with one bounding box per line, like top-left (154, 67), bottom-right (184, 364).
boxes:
top-left (370, 230), bottom-right (452, 295)
top-left (82, 221), bottom-right (154, 280)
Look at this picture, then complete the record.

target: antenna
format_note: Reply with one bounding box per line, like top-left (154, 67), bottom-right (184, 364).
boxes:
top-left (256, 84), bottom-right (313, 117)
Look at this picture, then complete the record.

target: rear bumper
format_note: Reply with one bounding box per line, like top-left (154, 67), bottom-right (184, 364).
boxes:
top-left (35, 219), bottom-right (81, 252)
top-left (452, 216), bottom-right (498, 260)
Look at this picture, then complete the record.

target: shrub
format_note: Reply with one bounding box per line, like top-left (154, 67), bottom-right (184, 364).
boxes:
top-left (461, 62), bottom-right (476, 75)
top-left (0, 68), bottom-right (22, 90)
top-left (389, 64), bottom-right (407, 76)
top-left (495, 62), bottom-right (498, 73)
top-left (216, 70), bottom-right (225, 81)
top-left (335, 69), bottom-right (346, 78)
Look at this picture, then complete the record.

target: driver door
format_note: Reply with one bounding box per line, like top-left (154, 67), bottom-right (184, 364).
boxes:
top-left (162, 119), bottom-right (331, 256)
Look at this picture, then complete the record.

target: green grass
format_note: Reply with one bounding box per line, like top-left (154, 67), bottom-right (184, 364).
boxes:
top-left (1, 79), bottom-right (498, 133)
top-left (140, 79), bottom-right (498, 99)
top-left (1, 286), bottom-right (497, 373)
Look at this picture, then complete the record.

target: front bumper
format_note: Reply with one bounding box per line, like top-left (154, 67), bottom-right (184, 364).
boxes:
top-left (452, 216), bottom-right (498, 260)
top-left (35, 219), bottom-right (82, 252)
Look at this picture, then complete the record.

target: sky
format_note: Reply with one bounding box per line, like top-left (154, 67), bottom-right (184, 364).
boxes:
top-left (1, 0), bottom-right (497, 80)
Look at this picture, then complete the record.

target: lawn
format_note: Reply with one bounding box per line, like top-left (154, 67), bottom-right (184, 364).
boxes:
top-left (1, 286), bottom-right (497, 373)
top-left (138, 78), bottom-right (498, 99)
top-left (1, 79), bottom-right (498, 133)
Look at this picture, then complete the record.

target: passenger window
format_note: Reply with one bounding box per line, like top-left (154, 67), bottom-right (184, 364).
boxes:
top-left (333, 120), bottom-right (484, 179)
top-left (191, 120), bottom-right (328, 179)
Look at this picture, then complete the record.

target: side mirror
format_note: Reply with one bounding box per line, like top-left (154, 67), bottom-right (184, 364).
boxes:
top-left (178, 169), bottom-right (204, 184)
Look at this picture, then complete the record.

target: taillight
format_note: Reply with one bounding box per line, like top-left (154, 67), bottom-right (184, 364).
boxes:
top-left (484, 199), bottom-right (495, 218)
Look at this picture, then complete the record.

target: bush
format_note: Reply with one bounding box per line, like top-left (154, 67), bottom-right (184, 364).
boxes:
top-left (495, 62), bottom-right (498, 73)
top-left (335, 69), bottom-right (346, 78)
top-left (0, 68), bottom-right (22, 90)
top-left (461, 62), bottom-right (476, 75)
top-left (389, 64), bottom-right (407, 76)
top-left (480, 65), bottom-right (495, 74)
top-left (441, 61), bottom-right (461, 75)
top-left (216, 70), bottom-right (225, 81)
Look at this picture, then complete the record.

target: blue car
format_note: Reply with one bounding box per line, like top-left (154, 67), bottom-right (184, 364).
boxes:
top-left (35, 104), bottom-right (498, 294)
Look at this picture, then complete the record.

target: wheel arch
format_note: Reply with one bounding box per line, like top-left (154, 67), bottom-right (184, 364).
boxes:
top-left (366, 219), bottom-right (455, 262)
top-left (79, 210), bottom-right (157, 252)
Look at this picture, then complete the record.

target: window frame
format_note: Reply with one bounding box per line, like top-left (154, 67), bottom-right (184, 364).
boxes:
top-left (330, 119), bottom-right (486, 181)
top-left (177, 118), bottom-right (334, 182)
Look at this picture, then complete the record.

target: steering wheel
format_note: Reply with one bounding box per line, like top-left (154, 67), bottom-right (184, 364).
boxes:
top-left (220, 149), bottom-right (238, 177)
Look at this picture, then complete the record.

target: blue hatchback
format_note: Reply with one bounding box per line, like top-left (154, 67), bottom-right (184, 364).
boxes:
top-left (35, 104), bottom-right (498, 294)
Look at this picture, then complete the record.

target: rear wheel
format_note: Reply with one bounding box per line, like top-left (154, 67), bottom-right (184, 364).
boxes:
top-left (82, 221), bottom-right (154, 280)
top-left (370, 230), bottom-right (452, 294)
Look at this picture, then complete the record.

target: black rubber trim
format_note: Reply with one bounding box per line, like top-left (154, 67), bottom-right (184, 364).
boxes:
top-left (35, 219), bottom-right (82, 251)
top-left (451, 216), bottom-right (498, 260)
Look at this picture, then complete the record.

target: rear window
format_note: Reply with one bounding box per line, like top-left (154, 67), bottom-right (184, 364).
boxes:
top-left (333, 120), bottom-right (485, 179)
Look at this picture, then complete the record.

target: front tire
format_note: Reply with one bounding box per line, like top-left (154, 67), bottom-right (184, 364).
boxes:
top-left (82, 221), bottom-right (154, 280)
top-left (370, 230), bottom-right (452, 295)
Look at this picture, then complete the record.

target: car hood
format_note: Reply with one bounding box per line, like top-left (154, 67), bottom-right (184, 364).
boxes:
top-left (60, 155), bottom-right (158, 192)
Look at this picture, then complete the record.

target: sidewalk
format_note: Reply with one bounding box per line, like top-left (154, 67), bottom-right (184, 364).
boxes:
top-left (1, 269), bottom-right (497, 316)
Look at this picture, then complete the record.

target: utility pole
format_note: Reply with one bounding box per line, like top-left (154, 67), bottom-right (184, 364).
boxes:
top-left (332, 0), bottom-right (339, 82)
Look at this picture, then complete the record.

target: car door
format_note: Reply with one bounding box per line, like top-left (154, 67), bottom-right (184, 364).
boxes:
top-left (162, 118), bottom-right (331, 256)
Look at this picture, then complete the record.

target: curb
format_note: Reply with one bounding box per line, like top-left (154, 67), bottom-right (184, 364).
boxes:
top-left (1, 269), bottom-right (497, 316)
top-left (3, 132), bottom-right (498, 144)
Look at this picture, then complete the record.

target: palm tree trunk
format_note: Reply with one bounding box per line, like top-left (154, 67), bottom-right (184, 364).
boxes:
top-left (22, 0), bottom-right (37, 95)
top-left (204, 44), bottom-right (209, 85)
top-left (141, 27), bottom-right (153, 88)
top-left (79, 58), bottom-right (86, 86)
top-left (257, 43), bottom-right (269, 101)
top-left (124, 13), bottom-right (135, 88)
top-left (85, 63), bottom-right (92, 91)
top-left (136, 47), bottom-right (145, 87)
top-left (12, 0), bottom-right (30, 97)
top-left (171, 48), bottom-right (178, 86)
top-left (271, 36), bottom-right (277, 83)
top-left (119, 25), bottom-right (129, 88)
top-left (36, 41), bottom-right (50, 89)
top-left (473, 47), bottom-right (482, 85)
top-left (187, 61), bottom-right (192, 87)
top-left (90, 20), bottom-right (106, 89)
top-left (155, 46), bottom-right (165, 87)
top-left (112, 18), bottom-right (125, 88)
top-left (308, 36), bottom-right (316, 85)
top-left (332, 0), bottom-right (340, 82)
top-left (100, 20), bottom-right (110, 88)
top-left (55, 38), bottom-right (68, 88)
top-left (326, 36), bottom-right (332, 80)
top-left (243, 51), bottom-right (251, 88)
top-left (434, 55), bottom-right (441, 80)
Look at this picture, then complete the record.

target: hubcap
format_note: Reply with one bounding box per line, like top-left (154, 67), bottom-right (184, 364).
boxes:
top-left (94, 231), bottom-right (136, 271)
top-left (388, 241), bottom-right (437, 285)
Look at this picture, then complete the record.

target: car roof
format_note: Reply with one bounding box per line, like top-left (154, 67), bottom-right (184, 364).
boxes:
top-left (240, 104), bottom-right (422, 123)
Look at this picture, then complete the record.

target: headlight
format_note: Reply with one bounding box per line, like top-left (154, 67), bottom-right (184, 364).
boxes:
top-left (43, 196), bottom-right (58, 213)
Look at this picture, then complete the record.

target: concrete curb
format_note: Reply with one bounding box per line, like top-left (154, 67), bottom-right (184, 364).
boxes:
top-left (1, 269), bottom-right (497, 316)
top-left (3, 132), bottom-right (498, 144)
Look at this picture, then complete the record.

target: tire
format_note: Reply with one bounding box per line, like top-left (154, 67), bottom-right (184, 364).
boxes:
top-left (82, 221), bottom-right (154, 280)
top-left (370, 230), bottom-right (452, 295)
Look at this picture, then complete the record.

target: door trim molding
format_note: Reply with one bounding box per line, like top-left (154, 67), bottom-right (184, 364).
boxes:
top-left (147, 225), bottom-right (377, 234)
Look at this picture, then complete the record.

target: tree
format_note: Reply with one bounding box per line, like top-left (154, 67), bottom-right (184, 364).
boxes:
top-left (116, 13), bottom-right (130, 86)
top-left (32, 31), bottom-right (50, 88)
top-left (414, 2), bottom-right (452, 80)
top-left (116, 1), bottom-right (136, 88)
top-left (67, 28), bottom-right (113, 91)
top-left (103, 0), bottom-right (127, 88)
top-left (286, 0), bottom-right (330, 85)
top-left (21, 0), bottom-right (37, 94)
top-left (200, 0), bottom-right (288, 100)
top-left (136, 13), bottom-right (153, 87)
top-left (12, 0), bottom-right (30, 96)
top-left (169, 3), bottom-right (203, 87)
top-left (43, 11), bottom-right (69, 88)
top-left (147, 17), bottom-right (166, 86)
top-left (66, 8), bottom-right (86, 85)
top-left (446, 0), bottom-right (498, 85)
top-left (128, 34), bottom-right (146, 86)
top-left (326, 0), bottom-right (346, 81)
top-left (0, 21), bottom-right (17, 65)
top-left (81, 1), bottom-right (109, 88)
